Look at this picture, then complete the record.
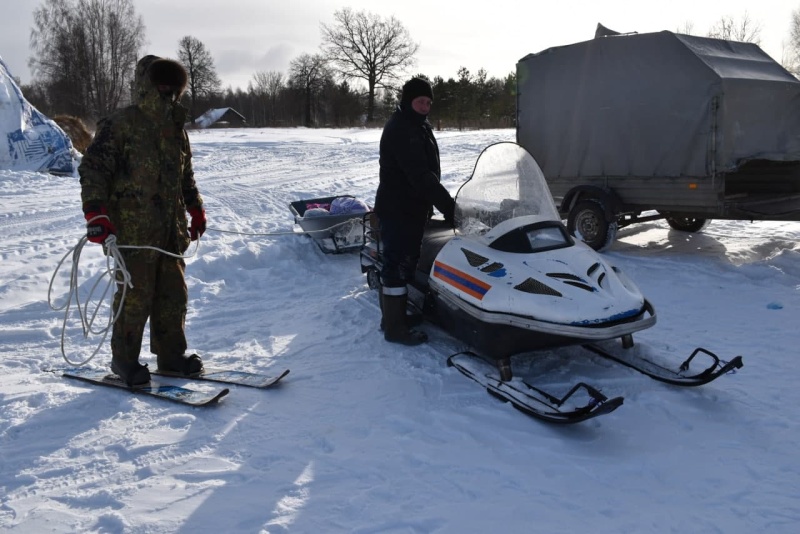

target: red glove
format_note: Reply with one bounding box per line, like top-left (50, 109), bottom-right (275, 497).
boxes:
top-left (188, 206), bottom-right (206, 240)
top-left (84, 206), bottom-right (116, 244)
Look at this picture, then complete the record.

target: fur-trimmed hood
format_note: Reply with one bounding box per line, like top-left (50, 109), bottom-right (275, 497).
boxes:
top-left (135, 55), bottom-right (188, 104)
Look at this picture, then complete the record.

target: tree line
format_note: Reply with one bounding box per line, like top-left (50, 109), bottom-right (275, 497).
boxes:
top-left (187, 66), bottom-right (516, 130)
top-left (17, 1), bottom-right (800, 131)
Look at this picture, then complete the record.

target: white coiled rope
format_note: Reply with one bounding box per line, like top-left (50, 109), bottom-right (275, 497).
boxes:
top-left (48, 221), bottom-right (199, 367)
top-left (48, 215), bottom-right (364, 367)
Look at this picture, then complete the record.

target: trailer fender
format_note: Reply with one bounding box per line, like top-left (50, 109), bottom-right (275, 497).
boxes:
top-left (561, 186), bottom-right (622, 222)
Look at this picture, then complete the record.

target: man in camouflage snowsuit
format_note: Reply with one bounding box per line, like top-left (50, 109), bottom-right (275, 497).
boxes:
top-left (79, 55), bottom-right (206, 386)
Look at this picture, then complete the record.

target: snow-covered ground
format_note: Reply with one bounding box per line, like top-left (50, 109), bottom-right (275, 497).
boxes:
top-left (1, 127), bottom-right (798, 533)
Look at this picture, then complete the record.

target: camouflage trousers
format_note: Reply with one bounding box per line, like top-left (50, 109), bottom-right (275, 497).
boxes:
top-left (111, 249), bottom-right (188, 364)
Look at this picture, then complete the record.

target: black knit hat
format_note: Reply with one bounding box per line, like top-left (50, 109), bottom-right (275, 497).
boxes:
top-left (401, 77), bottom-right (433, 104)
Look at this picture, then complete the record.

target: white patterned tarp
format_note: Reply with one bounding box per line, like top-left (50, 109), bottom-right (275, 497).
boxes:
top-left (0, 55), bottom-right (75, 175)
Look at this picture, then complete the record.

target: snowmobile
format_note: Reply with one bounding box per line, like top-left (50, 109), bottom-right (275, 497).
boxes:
top-left (360, 142), bottom-right (742, 423)
top-left (362, 141), bottom-right (656, 375)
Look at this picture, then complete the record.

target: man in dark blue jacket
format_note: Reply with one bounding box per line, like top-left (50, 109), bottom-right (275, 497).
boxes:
top-left (374, 77), bottom-right (455, 345)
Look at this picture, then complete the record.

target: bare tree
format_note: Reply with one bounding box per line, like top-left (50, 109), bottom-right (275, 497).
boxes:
top-left (676, 21), bottom-right (695, 35)
top-left (786, 8), bottom-right (800, 76)
top-left (30, 0), bottom-right (144, 119)
top-left (288, 53), bottom-right (331, 127)
top-left (251, 70), bottom-right (283, 126)
top-left (248, 74), bottom-right (266, 126)
top-left (177, 36), bottom-right (222, 122)
top-left (84, 0), bottom-right (144, 115)
top-left (320, 8), bottom-right (419, 123)
top-left (707, 12), bottom-right (762, 45)
top-left (30, 0), bottom-right (86, 115)
top-left (264, 71), bottom-right (284, 125)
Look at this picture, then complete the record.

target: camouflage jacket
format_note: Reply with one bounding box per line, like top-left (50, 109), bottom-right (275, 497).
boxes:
top-left (79, 57), bottom-right (202, 253)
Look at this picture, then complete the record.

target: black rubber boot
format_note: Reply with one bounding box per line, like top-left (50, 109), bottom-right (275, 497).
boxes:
top-left (111, 359), bottom-right (151, 387)
top-left (378, 289), bottom-right (423, 330)
top-left (382, 293), bottom-right (427, 346)
top-left (157, 353), bottom-right (203, 376)
top-left (379, 310), bottom-right (424, 330)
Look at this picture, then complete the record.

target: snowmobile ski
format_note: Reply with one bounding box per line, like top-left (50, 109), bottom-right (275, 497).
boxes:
top-left (447, 352), bottom-right (624, 424)
top-left (151, 367), bottom-right (290, 389)
top-left (581, 343), bottom-right (743, 387)
top-left (63, 367), bottom-right (229, 406)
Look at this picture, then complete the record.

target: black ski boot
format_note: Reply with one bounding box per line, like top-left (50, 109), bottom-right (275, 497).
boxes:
top-left (382, 293), bottom-right (427, 346)
top-left (157, 353), bottom-right (203, 376)
top-left (111, 359), bottom-right (151, 387)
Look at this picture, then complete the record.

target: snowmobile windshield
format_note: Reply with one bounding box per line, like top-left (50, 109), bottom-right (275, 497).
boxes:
top-left (454, 142), bottom-right (561, 237)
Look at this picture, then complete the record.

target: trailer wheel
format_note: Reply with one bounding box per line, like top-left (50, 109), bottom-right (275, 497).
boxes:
top-left (664, 216), bottom-right (711, 233)
top-left (567, 200), bottom-right (618, 251)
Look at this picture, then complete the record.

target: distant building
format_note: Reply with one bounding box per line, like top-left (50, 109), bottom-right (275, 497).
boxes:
top-left (189, 107), bottom-right (247, 129)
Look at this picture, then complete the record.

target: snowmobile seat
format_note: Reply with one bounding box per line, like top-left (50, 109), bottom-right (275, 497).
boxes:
top-left (416, 218), bottom-right (456, 282)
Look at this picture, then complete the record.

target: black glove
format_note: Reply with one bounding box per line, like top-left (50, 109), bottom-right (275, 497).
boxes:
top-left (443, 200), bottom-right (455, 227)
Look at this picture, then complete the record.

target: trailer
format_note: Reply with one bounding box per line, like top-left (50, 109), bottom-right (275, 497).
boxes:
top-left (516, 30), bottom-right (800, 249)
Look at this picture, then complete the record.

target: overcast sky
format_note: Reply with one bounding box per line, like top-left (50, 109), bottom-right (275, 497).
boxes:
top-left (2, 0), bottom-right (797, 91)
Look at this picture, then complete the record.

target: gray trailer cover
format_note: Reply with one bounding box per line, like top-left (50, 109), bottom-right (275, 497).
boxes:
top-left (516, 31), bottom-right (800, 179)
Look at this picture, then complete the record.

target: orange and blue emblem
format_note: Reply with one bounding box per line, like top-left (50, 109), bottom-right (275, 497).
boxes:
top-left (433, 261), bottom-right (491, 300)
